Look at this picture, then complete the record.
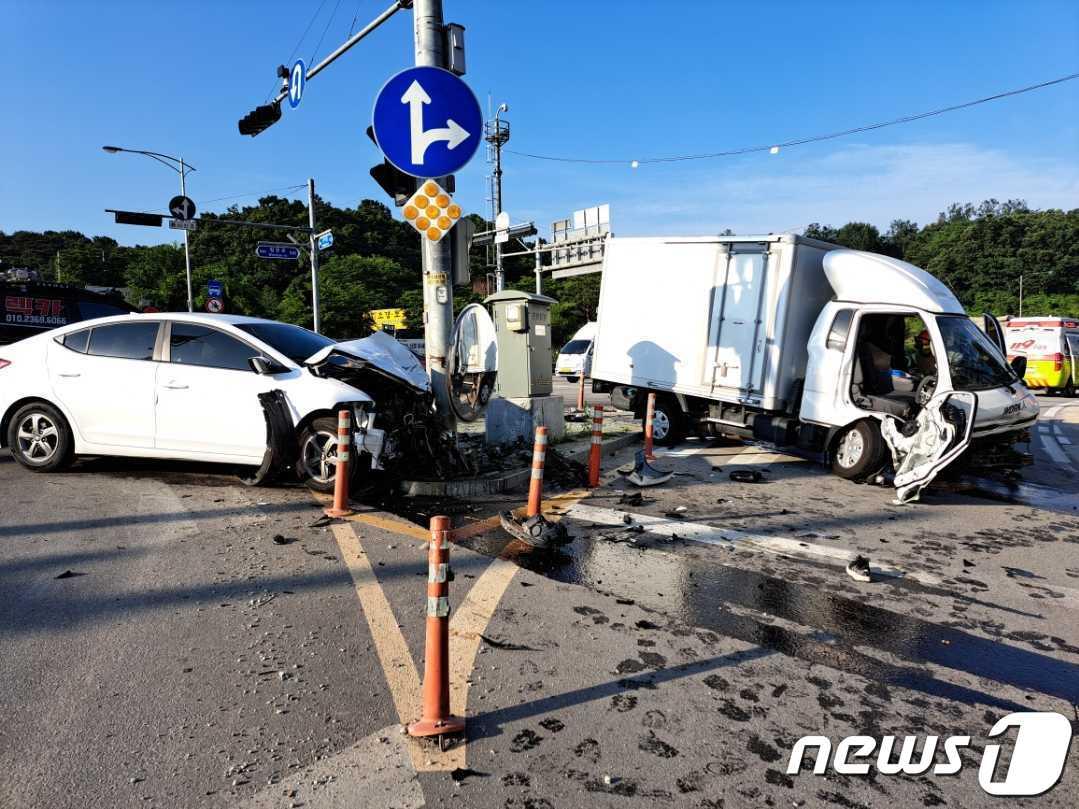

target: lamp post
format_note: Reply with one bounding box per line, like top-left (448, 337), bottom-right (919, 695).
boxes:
top-left (103, 145), bottom-right (196, 312)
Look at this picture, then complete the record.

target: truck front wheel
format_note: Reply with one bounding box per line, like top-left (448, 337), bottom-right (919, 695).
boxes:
top-left (831, 420), bottom-right (886, 480)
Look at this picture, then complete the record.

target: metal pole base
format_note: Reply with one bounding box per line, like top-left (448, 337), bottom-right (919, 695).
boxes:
top-left (324, 505), bottom-right (354, 518)
top-left (407, 715), bottom-right (465, 738)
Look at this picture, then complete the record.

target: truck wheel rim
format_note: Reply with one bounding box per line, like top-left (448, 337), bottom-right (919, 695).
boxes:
top-left (652, 410), bottom-right (670, 440)
top-left (16, 412), bottom-right (59, 463)
top-left (301, 430), bottom-right (338, 483)
top-left (836, 429), bottom-right (864, 468)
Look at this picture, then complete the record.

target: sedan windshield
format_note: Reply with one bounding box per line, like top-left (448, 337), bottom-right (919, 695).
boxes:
top-left (236, 322), bottom-right (334, 364)
top-left (935, 316), bottom-right (1017, 391)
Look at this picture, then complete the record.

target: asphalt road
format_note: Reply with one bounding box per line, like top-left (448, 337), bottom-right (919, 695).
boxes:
top-left (2, 389), bottom-right (1077, 808)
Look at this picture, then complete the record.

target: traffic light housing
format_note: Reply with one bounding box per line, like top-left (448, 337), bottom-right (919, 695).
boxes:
top-left (369, 161), bottom-right (416, 207)
top-left (238, 102), bottom-right (282, 137)
top-left (111, 210), bottom-right (163, 227)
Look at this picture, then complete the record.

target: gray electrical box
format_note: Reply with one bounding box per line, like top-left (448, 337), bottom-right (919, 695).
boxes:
top-left (484, 290), bottom-right (555, 398)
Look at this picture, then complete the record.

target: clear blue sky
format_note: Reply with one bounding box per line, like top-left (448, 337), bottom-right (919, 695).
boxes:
top-left (4, 0), bottom-right (1078, 248)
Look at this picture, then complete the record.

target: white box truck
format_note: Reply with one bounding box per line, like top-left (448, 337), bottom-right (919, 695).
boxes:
top-left (591, 234), bottom-right (1038, 497)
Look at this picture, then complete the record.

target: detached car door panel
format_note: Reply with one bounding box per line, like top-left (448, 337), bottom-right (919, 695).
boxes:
top-left (154, 322), bottom-right (271, 458)
top-left (48, 322), bottom-right (161, 447)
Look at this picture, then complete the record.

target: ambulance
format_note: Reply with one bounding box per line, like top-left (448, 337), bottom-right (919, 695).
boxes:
top-left (1005, 317), bottom-right (1079, 396)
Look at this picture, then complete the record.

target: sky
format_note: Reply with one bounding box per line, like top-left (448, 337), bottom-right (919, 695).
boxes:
top-left (3, 0), bottom-right (1078, 249)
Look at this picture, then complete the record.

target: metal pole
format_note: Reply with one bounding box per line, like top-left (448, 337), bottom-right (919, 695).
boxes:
top-left (534, 238), bottom-right (542, 294)
top-left (308, 178), bottom-right (321, 333)
top-left (493, 120), bottom-right (504, 292)
top-left (413, 0), bottom-right (456, 436)
top-left (180, 157), bottom-right (194, 312)
top-left (1019, 274), bottom-right (1023, 317)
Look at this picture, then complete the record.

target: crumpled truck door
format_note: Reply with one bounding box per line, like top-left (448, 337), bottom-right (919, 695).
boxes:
top-left (875, 391), bottom-right (977, 503)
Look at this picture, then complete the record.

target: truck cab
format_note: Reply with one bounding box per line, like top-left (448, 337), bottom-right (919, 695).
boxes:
top-left (802, 250), bottom-right (1038, 481)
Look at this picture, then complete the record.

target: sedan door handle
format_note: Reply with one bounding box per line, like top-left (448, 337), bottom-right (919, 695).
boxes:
top-left (162, 382), bottom-right (189, 390)
top-left (57, 372), bottom-right (81, 378)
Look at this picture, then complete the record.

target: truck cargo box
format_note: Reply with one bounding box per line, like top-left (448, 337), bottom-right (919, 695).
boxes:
top-left (591, 234), bottom-right (835, 413)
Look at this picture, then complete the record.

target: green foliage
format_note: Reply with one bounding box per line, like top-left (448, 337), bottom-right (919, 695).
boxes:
top-left (809, 201), bottom-right (1079, 316)
top-left (5, 198), bottom-right (1077, 345)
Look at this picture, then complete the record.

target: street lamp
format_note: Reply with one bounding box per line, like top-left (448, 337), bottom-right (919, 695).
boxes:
top-left (102, 145), bottom-right (197, 312)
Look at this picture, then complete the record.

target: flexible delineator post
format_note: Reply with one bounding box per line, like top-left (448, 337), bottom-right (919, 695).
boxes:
top-left (588, 405), bottom-right (604, 488)
top-left (324, 409), bottom-right (354, 517)
top-left (408, 516), bottom-right (465, 738)
top-left (644, 392), bottom-right (657, 460)
top-left (527, 426), bottom-right (548, 517)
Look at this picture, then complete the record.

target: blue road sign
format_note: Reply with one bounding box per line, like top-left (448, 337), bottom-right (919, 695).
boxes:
top-left (317, 230), bottom-right (334, 251)
top-left (371, 66), bottom-right (482, 178)
top-left (207, 280), bottom-right (223, 298)
top-left (288, 59), bottom-right (306, 109)
top-left (255, 242), bottom-right (301, 260)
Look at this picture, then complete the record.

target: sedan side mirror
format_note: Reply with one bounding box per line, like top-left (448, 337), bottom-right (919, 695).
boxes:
top-left (1009, 355), bottom-right (1027, 379)
top-left (249, 356), bottom-right (286, 375)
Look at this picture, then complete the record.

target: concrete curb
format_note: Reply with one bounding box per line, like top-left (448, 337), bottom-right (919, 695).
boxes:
top-left (398, 431), bottom-right (641, 497)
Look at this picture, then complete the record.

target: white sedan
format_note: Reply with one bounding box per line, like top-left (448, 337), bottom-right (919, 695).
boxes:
top-left (0, 313), bottom-right (433, 490)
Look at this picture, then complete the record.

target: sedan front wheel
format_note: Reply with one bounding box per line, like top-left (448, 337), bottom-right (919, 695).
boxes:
top-left (297, 417), bottom-right (342, 493)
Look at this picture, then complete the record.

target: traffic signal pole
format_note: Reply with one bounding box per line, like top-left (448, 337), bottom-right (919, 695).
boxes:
top-left (307, 178), bottom-right (321, 333)
top-left (179, 158), bottom-right (194, 312)
top-left (414, 0), bottom-right (457, 436)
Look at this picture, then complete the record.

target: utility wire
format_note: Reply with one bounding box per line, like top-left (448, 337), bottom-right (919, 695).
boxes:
top-left (309, 0), bottom-right (344, 67)
top-left (200, 185), bottom-right (307, 205)
top-left (264, 0), bottom-right (331, 102)
top-left (507, 71), bottom-right (1079, 165)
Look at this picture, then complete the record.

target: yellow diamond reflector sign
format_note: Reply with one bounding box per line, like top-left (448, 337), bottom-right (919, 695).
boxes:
top-left (402, 180), bottom-right (460, 242)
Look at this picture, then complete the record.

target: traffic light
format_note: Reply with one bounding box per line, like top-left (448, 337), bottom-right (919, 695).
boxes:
top-left (238, 102), bottom-right (282, 137)
top-left (450, 218), bottom-right (476, 286)
top-left (369, 161), bottom-right (416, 207)
top-left (112, 210), bottom-right (163, 227)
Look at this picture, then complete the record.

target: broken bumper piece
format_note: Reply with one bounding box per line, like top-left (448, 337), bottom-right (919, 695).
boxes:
top-left (499, 511), bottom-right (571, 550)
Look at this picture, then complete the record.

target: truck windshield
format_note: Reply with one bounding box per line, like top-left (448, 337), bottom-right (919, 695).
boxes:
top-left (936, 315), bottom-right (1018, 390)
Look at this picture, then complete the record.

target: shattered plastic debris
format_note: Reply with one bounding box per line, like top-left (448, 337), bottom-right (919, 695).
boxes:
top-left (499, 511), bottom-right (572, 550)
top-left (54, 570), bottom-right (84, 579)
top-left (618, 492), bottom-right (646, 506)
top-left (845, 555), bottom-right (873, 583)
top-left (271, 534), bottom-right (295, 545)
top-left (627, 450), bottom-right (673, 487)
top-left (478, 634), bottom-right (538, 652)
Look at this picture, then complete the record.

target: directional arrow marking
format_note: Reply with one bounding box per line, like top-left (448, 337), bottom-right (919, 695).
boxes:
top-left (401, 79), bottom-right (471, 166)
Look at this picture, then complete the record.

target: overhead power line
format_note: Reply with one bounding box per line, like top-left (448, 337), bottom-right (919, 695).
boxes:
top-left (264, 0), bottom-right (331, 102)
top-left (507, 71), bottom-right (1079, 166)
top-left (200, 185), bottom-right (308, 205)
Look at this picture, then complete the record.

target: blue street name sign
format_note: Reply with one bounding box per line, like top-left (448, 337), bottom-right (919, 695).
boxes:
top-left (255, 242), bottom-right (301, 260)
top-left (207, 280), bottom-right (223, 298)
top-left (371, 66), bottom-right (482, 178)
top-left (288, 59), bottom-right (306, 109)
top-left (317, 230), bottom-right (334, 251)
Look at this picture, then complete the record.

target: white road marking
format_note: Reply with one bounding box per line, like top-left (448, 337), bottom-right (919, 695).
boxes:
top-left (1039, 433), bottom-right (1073, 466)
top-left (562, 502), bottom-right (941, 586)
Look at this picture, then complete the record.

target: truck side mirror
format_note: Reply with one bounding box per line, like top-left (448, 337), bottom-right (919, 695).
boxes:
top-left (1009, 355), bottom-right (1027, 379)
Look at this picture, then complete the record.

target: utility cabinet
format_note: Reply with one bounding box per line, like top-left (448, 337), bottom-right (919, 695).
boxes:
top-left (484, 290), bottom-right (555, 398)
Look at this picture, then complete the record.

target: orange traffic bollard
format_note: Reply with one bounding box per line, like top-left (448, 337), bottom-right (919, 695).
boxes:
top-left (408, 516), bottom-right (465, 738)
top-left (576, 372), bottom-right (586, 411)
top-left (527, 426), bottom-right (548, 517)
top-left (324, 409), bottom-right (354, 518)
top-left (588, 404), bottom-right (604, 488)
top-left (643, 392), bottom-right (657, 460)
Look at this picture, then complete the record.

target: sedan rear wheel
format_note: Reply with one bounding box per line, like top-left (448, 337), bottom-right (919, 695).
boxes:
top-left (7, 402), bottom-right (73, 472)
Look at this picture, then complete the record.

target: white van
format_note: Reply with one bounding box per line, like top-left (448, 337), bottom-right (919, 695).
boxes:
top-left (555, 321), bottom-right (597, 382)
